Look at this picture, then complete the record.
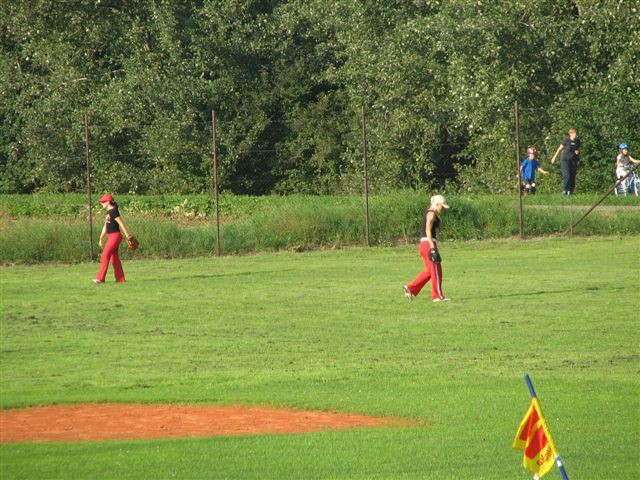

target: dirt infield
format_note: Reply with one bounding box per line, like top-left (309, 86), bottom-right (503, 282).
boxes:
top-left (0, 404), bottom-right (413, 443)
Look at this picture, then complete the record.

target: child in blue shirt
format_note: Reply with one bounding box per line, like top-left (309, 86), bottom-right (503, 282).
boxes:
top-left (520, 146), bottom-right (548, 195)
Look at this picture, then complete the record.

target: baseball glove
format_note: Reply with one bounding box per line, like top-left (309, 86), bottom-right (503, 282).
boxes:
top-left (127, 235), bottom-right (139, 252)
top-left (428, 248), bottom-right (442, 264)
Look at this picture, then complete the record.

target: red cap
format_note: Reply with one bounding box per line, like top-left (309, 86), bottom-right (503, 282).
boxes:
top-left (99, 193), bottom-right (114, 203)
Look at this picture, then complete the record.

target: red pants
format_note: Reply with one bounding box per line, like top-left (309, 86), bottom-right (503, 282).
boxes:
top-left (96, 232), bottom-right (125, 282)
top-left (406, 241), bottom-right (444, 300)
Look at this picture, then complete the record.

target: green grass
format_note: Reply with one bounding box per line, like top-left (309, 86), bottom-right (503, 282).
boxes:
top-left (1, 237), bottom-right (639, 479)
top-left (2, 192), bottom-right (639, 263)
top-left (1, 192), bottom-right (638, 217)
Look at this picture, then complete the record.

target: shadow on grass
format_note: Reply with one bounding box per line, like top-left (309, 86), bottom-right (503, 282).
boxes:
top-left (454, 284), bottom-right (624, 301)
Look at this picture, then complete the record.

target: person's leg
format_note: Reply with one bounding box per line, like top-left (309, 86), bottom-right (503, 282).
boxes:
top-left (430, 260), bottom-right (445, 300)
top-left (568, 159), bottom-right (578, 193)
top-left (561, 159), bottom-right (571, 193)
top-left (406, 242), bottom-right (431, 296)
top-left (112, 251), bottom-right (125, 282)
top-left (96, 247), bottom-right (110, 282)
top-left (108, 233), bottom-right (125, 282)
top-left (97, 233), bottom-right (125, 282)
top-left (96, 233), bottom-right (121, 282)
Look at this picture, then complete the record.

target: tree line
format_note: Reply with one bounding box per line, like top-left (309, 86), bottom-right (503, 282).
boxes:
top-left (1, 0), bottom-right (638, 195)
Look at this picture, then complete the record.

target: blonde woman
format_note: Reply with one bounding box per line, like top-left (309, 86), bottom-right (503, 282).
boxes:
top-left (403, 194), bottom-right (449, 302)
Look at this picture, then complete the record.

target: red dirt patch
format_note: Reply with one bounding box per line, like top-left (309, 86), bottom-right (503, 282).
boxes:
top-left (0, 404), bottom-right (413, 443)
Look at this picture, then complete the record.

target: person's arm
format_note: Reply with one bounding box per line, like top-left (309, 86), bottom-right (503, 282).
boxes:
top-left (98, 223), bottom-right (107, 248)
top-left (538, 167), bottom-right (549, 174)
top-left (629, 155), bottom-right (640, 165)
top-left (114, 216), bottom-right (132, 239)
top-left (550, 144), bottom-right (563, 164)
top-left (425, 211), bottom-right (436, 250)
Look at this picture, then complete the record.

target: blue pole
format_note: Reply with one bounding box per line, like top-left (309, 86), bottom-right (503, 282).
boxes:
top-left (523, 374), bottom-right (570, 480)
top-left (555, 455), bottom-right (570, 480)
top-left (524, 374), bottom-right (537, 398)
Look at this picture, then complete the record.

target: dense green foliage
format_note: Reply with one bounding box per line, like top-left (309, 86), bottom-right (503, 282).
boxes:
top-left (1, 192), bottom-right (639, 264)
top-left (1, 1), bottom-right (639, 195)
top-left (1, 239), bottom-right (639, 478)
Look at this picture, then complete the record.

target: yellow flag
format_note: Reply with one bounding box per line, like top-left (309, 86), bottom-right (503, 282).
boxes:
top-left (513, 398), bottom-right (558, 478)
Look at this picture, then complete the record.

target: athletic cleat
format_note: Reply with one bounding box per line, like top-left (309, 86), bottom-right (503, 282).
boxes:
top-left (92, 279), bottom-right (104, 284)
top-left (433, 297), bottom-right (449, 302)
top-left (403, 285), bottom-right (415, 301)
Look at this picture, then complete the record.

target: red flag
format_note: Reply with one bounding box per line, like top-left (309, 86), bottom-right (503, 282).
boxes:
top-left (513, 398), bottom-right (557, 478)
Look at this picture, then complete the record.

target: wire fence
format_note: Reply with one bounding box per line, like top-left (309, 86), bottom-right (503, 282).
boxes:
top-left (71, 103), bottom-right (637, 259)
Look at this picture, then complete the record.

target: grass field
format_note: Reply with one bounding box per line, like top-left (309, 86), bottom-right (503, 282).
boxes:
top-left (1, 236), bottom-right (639, 479)
top-left (2, 192), bottom-right (640, 263)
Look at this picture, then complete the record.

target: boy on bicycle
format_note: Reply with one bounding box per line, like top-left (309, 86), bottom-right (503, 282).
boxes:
top-left (615, 143), bottom-right (640, 195)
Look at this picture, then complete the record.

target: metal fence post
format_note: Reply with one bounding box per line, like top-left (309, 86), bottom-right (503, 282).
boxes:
top-left (84, 114), bottom-right (94, 260)
top-left (514, 101), bottom-right (524, 238)
top-left (360, 105), bottom-right (370, 246)
top-left (212, 110), bottom-right (221, 256)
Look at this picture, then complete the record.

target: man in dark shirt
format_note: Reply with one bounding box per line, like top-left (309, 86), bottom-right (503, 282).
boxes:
top-left (550, 128), bottom-right (581, 195)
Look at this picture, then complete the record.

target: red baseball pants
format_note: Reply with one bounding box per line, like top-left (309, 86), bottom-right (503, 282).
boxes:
top-left (406, 241), bottom-right (444, 300)
top-left (96, 232), bottom-right (125, 282)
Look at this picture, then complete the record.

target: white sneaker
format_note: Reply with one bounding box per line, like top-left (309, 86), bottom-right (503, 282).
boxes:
top-left (92, 279), bottom-right (104, 284)
top-left (403, 285), bottom-right (415, 301)
top-left (433, 297), bottom-right (449, 302)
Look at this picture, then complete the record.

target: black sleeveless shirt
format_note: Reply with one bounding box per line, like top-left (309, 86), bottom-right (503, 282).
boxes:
top-left (421, 208), bottom-right (441, 240)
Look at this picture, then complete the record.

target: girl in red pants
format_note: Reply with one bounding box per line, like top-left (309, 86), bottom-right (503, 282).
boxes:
top-left (403, 194), bottom-right (449, 302)
top-left (94, 193), bottom-right (134, 284)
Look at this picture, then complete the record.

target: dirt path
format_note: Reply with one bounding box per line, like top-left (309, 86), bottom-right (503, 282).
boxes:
top-left (0, 404), bottom-right (414, 443)
top-left (524, 204), bottom-right (638, 211)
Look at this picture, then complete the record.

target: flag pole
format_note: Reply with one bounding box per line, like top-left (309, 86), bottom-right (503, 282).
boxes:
top-left (523, 375), bottom-right (570, 480)
top-left (524, 374), bottom-right (537, 398)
